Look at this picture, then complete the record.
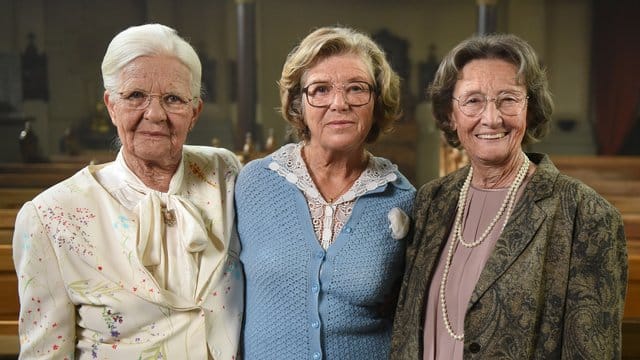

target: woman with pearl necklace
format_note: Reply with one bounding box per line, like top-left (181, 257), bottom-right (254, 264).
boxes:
top-left (390, 33), bottom-right (627, 359)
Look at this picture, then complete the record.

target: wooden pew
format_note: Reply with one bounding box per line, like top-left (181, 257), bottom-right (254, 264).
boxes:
top-left (552, 155), bottom-right (640, 214)
top-left (0, 162), bottom-right (85, 174)
top-left (625, 214), bottom-right (640, 241)
top-left (0, 207), bottom-right (18, 352)
top-left (580, 180), bottom-right (640, 198)
top-left (552, 155), bottom-right (640, 358)
top-left (625, 214), bottom-right (640, 319)
top-left (0, 208), bottom-right (17, 246)
top-left (0, 172), bottom-right (73, 188)
top-left (626, 238), bottom-right (640, 359)
top-left (628, 241), bottom-right (640, 314)
top-left (0, 244), bottom-right (18, 331)
top-left (0, 162), bottom-right (87, 188)
top-left (552, 155), bottom-right (640, 180)
top-left (608, 196), bottom-right (640, 215)
top-left (0, 188), bottom-right (42, 209)
top-left (0, 157), bottom-right (114, 354)
top-left (0, 207), bottom-right (19, 341)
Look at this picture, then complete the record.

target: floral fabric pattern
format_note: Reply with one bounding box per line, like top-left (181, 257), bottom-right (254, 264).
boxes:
top-left (13, 145), bottom-right (243, 359)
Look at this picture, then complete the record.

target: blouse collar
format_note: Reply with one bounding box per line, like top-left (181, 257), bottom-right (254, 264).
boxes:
top-left (105, 150), bottom-right (210, 266)
top-left (267, 142), bottom-right (403, 204)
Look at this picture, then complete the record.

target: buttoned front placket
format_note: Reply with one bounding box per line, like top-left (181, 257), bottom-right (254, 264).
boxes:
top-left (309, 247), bottom-right (326, 360)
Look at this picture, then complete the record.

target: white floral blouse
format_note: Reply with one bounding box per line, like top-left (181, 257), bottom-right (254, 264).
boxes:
top-left (12, 145), bottom-right (243, 359)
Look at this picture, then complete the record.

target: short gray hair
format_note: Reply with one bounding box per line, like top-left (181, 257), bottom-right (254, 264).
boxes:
top-left (430, 33), bottom-right (553, 148)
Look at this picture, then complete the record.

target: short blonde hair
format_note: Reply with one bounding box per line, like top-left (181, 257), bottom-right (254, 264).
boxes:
top-left (279, 26), bottom-right (401, 143)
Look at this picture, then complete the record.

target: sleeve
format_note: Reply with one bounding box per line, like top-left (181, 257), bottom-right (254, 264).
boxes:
top-left (562, 191), bottom-right (628, 358)
top-left (391, 183), bottom-right (430, 354)
top-left (13, 202), bottom-right (76, 359)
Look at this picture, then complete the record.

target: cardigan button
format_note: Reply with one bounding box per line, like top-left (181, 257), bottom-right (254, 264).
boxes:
top-left (312, 352), bottom-right (321, 359)
top-left (469, 342), bottom-right (481, 353)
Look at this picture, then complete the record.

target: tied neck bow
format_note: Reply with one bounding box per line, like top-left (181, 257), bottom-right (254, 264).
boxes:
top-left (130, 182), bottom-right (210, 267)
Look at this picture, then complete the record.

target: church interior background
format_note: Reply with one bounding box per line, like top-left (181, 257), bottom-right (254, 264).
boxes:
top-left (0, 0), bottom-right (637, 186)
top-left (1, 0), bottom-right (640, 358)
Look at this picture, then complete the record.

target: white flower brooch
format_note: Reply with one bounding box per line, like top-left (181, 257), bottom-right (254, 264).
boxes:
top-left (388, 207), bottom-right (410, 240)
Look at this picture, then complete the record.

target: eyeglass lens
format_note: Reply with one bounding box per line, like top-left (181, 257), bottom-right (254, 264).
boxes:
top-left (455, 93), bottom-right (526, 116)
top-left (304, 82), bottom-right (372, 107)
top-left (119, 91), bottom-right (193, 114)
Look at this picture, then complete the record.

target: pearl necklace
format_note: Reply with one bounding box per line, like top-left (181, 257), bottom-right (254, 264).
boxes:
top-left (440, 153), bottom-right (530, 341)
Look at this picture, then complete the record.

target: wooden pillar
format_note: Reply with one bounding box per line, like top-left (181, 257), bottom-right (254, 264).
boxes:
top-left (477, 0), bottom-right (498, 35)
top-left (235, 0), bottom-right (256, 150)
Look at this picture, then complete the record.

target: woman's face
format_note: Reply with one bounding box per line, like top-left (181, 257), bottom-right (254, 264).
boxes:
top-left (302, 53), bottom-right (375, 153)
top-left (104, 55), bottom-right (202, 166)
top-left (451, 58), bottom-right (528, 168)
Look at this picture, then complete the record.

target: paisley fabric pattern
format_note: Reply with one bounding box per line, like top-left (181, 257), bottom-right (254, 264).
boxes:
top-left (391, 153), bottom-right (628, 359)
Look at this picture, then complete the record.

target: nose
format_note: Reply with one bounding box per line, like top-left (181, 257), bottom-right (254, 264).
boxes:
top-left (481, 98), bottom-right (501, 126)
top-left (144, 95), bottom-right (168, 121)
top-left (329, 87), bottom-right (349, 110)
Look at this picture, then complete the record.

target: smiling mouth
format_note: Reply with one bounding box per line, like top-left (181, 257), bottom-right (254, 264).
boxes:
top-left (477, 132), bottom-right (507, 140)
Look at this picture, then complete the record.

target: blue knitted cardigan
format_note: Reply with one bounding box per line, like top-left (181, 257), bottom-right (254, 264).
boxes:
top-left (236, 154), bottom-right (415, 360)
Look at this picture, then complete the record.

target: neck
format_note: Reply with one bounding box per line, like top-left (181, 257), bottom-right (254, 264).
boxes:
top-left (302, 144), bottom-right (368, 202)
top-left (471, 152), bottom-right (525, 189)
top-left (123, 152), bottom-right (180, 192)
top-left (302, 143), bottom-right (368, 179)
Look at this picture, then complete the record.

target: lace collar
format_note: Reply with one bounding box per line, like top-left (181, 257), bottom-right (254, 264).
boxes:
top-left (268, 142), bottom-right (399, 204)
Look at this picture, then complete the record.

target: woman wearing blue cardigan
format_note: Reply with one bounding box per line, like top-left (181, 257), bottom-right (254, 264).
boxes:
top-left (235, 26), bottom-right (416, 360)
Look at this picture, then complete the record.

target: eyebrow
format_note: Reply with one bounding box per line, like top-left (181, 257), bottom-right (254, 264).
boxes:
top-left (458, 88), bottom-right (525, 96)
top-left (305, 78), bottom-right (371, 86)
top-left (120, 88), bottom-right (190, 96)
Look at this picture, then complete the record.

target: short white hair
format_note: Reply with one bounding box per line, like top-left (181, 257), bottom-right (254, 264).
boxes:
top-left (101, 23), bottom-right (202, 97)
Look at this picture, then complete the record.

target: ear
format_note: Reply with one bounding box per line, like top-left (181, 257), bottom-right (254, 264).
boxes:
top-left (104, 91), bottom-right (118, 126)
top-left (188, 98), bottom-right (204, 131)
top-left (449, 113), bottom-right (458, 131)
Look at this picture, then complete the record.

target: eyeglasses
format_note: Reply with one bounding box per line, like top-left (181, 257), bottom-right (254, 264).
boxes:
top-left (452, 92), bottom-right (529, 117)
top-left (117, 90), bottom-right (197, 114)
top-left (302, 81), bottom-right (374, 108)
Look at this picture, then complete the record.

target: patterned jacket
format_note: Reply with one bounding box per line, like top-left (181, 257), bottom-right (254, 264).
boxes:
top-left (391, 153), bottom-right (627, 359)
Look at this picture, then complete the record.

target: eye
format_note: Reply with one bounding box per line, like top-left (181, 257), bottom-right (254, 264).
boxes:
top-left (499, 94), bottom-right (520, 104)
top-left (124, 90), bottom-right (146, 100)
top-left (346, 82), bottom-right (369, 94)
top-left (462, 94), bottom-right (484, 106)
top-left (307, 83), bottom-right (331, 96)
top-left (163, 94), bottom-right (188, 104)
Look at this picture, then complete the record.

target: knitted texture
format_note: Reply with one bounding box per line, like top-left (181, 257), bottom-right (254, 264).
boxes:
top-left (236, 156), bottom-right (415, 360)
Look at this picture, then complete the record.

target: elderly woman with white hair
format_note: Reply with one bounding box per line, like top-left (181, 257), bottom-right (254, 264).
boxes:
top-left (12, 24), bottom-right (243, 359)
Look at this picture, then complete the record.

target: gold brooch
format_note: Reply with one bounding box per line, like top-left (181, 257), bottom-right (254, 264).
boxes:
top-left (161, 206), bottom-right (177, 227)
